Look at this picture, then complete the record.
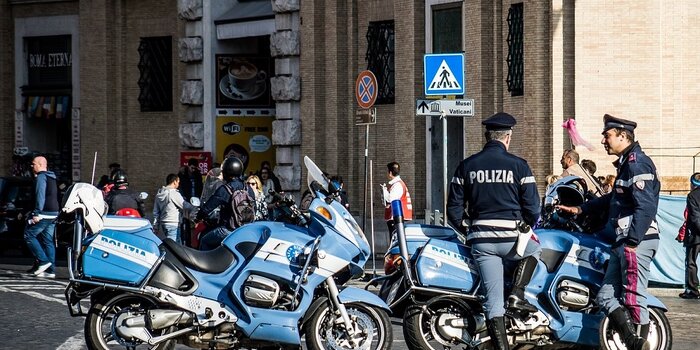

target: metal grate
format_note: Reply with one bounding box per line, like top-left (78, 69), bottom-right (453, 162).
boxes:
top-left (506, 3), bottom-right (524, 97)
top-left (365, 21), bottom-right (395, 105)
top-left (138, 36), bottom-right (173, 112)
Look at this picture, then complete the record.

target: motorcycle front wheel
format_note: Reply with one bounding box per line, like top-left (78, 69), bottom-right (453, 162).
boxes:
top-left (85, 293), bottom-right (176, 350)
top-left (404, 299), bottom-right (481, 350)
top-left (599, 307), bottom-right (672, 350)
top-left (304, 302), bottom-right (392, 350)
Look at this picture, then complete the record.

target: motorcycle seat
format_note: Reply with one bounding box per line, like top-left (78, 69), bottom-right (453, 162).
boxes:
top-left (162, 239), bottom-right (235, 274)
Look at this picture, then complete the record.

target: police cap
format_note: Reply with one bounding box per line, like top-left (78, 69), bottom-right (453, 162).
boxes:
top-left (482, 112), bottom-right (517, 131)
top-left (603, 114), bottom-right (637, 133)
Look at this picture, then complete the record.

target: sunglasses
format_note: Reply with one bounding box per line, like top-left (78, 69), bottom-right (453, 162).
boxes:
top-left (247, 182), bottom-right (257, 186)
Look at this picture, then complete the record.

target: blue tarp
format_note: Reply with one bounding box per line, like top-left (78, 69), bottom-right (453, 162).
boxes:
top-left (650, 195), bottom-right (687, 285)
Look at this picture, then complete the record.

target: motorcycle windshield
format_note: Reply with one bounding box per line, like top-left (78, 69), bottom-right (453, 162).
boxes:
top-left (303, 156), bottom-right (369, 255)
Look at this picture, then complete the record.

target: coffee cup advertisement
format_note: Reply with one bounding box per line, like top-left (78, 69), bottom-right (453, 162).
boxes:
top-left (216, 55), bottom-right (273, 108)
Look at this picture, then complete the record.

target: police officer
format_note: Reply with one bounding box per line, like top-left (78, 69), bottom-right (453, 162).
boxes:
top-left (558, 114), bottom-right (657, 350)
top-left (447, 112), bottom-right (541, 350)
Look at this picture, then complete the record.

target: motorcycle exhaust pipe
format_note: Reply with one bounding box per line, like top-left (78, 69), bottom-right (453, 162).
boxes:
top-left (391, 200), bottom-right (414, 284)
top-left (147, 310), bottom-right (193, 330)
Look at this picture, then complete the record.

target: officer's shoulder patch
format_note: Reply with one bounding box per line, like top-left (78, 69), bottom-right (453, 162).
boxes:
top-left (635, 180), bottom-right (645, 190)
top-left (628, 152), bottom-right (637, 162)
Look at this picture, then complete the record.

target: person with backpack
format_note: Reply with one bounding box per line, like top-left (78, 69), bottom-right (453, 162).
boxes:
top-left (197, 157), bottom-right (255, 250)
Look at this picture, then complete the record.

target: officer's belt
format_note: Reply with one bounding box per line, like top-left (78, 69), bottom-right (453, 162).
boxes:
top-left (471, 219), bottom-right (518, 229)
top-left (615, 215), bottom-right (659, 233)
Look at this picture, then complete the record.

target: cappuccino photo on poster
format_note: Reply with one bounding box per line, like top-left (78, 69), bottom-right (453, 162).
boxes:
top-left (216, 55), bottom-right (273, 108)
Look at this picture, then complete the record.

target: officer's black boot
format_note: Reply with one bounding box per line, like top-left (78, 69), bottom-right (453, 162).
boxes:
top-left (608, 308), bottom-right (650, 350)
top-left (487, 317), bottom-right (510, 350)
top-left (507, 256), bottom-right (538, 313)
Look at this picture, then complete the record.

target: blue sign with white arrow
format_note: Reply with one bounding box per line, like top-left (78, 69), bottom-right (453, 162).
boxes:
top-left (424, 53), bottom-right (465, 96)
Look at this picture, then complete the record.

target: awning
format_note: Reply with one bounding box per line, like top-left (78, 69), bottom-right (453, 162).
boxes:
top-left (215, 0), bottom-right (275, 40)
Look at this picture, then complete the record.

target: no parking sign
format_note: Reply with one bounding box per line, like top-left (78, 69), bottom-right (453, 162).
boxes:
top-left (355, 70), bottom-right (378, 109)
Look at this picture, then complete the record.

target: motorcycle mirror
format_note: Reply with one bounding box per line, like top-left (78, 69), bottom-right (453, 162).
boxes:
top-left (190, 197), bottom-right (201, 207)
top-left (139, 192), bottom-right (148, 200)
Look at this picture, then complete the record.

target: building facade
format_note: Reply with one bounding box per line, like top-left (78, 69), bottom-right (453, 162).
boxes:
top-left (0, 0), bottom-right (698, 222)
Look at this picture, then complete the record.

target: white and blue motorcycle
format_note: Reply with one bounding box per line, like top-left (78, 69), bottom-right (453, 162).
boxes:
top-left (60, 156), bottom-right (391, 350)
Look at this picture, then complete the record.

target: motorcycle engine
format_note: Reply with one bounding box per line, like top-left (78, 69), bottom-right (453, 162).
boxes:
top-left (242, 275), bottom-right (280, 308)
top-left (556, 279), bottom-right (590, 311)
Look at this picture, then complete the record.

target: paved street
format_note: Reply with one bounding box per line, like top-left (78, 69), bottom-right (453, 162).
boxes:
top-left (1, 258), bottom-right (700, 349)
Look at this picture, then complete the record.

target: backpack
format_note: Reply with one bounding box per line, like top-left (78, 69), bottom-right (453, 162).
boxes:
top-left (224, 184), bottom-right (256, 229)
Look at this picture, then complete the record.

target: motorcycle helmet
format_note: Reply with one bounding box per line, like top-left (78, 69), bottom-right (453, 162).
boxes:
top-left (111, 169), bottom-right (128, 186)
top-left (691, 172), bottom-right (700, 188)
top-left (222, 157), bottom-right (244, 180)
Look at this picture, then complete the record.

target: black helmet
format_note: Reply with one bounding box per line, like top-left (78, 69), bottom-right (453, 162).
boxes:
top-left (111, 169), bottom-right (128, 186)
top-left (222, 157), bottom-right (244, 180)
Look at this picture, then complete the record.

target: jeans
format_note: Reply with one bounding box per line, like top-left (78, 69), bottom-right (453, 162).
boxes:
top-left (24, 218), bottom-right (56, 272)
top-left (199, 226), bottom-right (231, 250)
top-left (160, 224), bottom-right (180, 244)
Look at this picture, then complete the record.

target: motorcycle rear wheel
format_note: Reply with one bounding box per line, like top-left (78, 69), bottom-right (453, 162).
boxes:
top-left (85, 293), bottom-right (176, 350)
top-left (304, 302), bottom-right (392, 350)
top-left (599, 307), bottom-right (672, 350)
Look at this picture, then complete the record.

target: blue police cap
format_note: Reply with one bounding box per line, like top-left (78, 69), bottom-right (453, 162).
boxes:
top-left (482, 112), bottom-right (517, 131)
top-left (603, 114), bottom-right (637, 133)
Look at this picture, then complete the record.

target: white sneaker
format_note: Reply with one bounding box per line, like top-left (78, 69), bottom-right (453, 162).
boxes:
top-left (33, 262), bottom-right (52, 275)
top-left (37, 272), bottom-right (55, 278)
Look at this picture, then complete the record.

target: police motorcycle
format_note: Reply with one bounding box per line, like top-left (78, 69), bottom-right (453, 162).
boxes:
top-left (369, 175), bottom-right (672, 350)
top-left (60, 156), bottom-right (392, 350)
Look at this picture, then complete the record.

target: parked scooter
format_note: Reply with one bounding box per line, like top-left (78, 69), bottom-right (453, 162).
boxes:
top-left (60, 156), bottom-right (392, 350)
top-left (368, 176), bottom-right (672, 350)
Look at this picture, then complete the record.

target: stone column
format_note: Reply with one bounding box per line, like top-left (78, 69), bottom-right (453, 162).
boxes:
top-left (271, 0), bottom-right (302, 196)
top-left (177, 0), bottom-right (204, 148)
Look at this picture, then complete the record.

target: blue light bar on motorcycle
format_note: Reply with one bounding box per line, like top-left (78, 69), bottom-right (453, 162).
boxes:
top-left (391, 200), bottom-right (403, 221)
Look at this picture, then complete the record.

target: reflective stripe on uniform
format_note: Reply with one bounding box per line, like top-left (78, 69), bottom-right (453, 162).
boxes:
top-left (520, 176), bottom-right (536, 185)
top-left (451, 176), bottom-right (464, 185)
top-left (615, 173), bottom-right (655, 187)
top-left (471, 219), bottom-right (518, 229)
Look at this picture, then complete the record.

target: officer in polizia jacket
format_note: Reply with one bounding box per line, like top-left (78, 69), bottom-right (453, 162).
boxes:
top-left (447, 112), bottom-right (541, 350)
top-left (558, 114), bottom-right (659, 350)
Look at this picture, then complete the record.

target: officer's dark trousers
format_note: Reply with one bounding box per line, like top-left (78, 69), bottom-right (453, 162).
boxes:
top-left (685, 243), bottom-right (700, 294)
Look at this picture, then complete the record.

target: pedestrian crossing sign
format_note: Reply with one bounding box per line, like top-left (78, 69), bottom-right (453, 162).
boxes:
top-left (424, 53), bottom-right (465, 96)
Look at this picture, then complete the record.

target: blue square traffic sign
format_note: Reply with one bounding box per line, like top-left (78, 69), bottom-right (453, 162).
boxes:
top-left (424, 53), bottom-right (465, 96)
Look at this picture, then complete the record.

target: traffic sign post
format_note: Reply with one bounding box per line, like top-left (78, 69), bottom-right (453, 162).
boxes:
top-left (355, 70), bottom-right (378, 270)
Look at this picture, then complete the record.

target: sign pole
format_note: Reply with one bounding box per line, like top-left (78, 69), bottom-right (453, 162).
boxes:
top-left (369, 159), bottom-right (376, 277)
top-left (363, 123), bottom-right (369, 232)
top-left (441, 110), bottom-right (448, 226)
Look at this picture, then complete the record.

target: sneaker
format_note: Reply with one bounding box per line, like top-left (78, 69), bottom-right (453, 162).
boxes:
top-left (33, 262), bottom-right (52, 275)
top-left (37, 271), bottom-right (55, 278)
top-left (26, 262), bottom-right (39, 274)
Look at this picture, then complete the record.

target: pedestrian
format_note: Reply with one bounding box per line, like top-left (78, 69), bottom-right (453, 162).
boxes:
top-left (153, 174), bottom-right (195, 244)
top-left (446, 112), bottom-right (541, 350)
top-left (246, 175), bottom-right (268, 221)
top-left (201, 164), bottom-right (224, 203)
top-left (259, 161), bottom-right (282, 192)
top-left (558, 114), bottom-right (658, 350)
top-left (105, 170), bottom-right (146, 217)
top-left (178, 158), bottom-right (203, 201)
top-left (24, 155), bottom-right (60, 278)
top-left (560, 149), bottom-right (604, 197)
top-left (260, 166), bottom-right (276, 204)
top-left (381, 162), bottom-right (413, 234)
top-left (196, 157), bottom-right (247, 250)
top-left (676, 172), bottom-right (700, 299)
